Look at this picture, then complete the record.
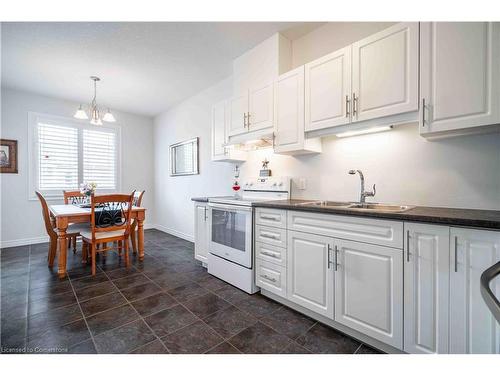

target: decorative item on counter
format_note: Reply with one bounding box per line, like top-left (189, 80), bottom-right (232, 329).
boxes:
top-left (234, 165), bottom-right (240, 179)
top-left (232, 180), bottom-right (241, 197)
top-left (259, 158), bottom-right (271, 177)
top-left (80, 182), bottom-right (97, 196)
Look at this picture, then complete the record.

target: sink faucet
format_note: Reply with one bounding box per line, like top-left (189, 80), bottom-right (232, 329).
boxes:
top-left (348, 169), bottom-right (376, 203)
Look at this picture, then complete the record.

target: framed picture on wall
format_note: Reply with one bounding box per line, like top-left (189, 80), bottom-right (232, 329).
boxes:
top-left (169, 137), bottom-right (199, 176)
top-left (0, 139), bottom-right (18, 174)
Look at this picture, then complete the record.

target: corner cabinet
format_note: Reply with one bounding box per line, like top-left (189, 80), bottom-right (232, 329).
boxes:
top-left (287, 230), bottom-right (334, 319)
top-left (404, 223), bottom-right (450, 354)
top-left (274, 66), bottom-right (322, 155)
top-left (211, 100), bottom-right (246, 162)
top-left (449, 228), bottom-right (500, 354)
top-left (194, 202), bottom-right (209, 265)
top-left (420, 22), bottom-right (500, 137)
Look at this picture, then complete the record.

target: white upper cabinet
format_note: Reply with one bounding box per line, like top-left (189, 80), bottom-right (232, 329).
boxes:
top-left (420, 22), bottom-right (500, 137)
top-left (352, 22), bottom-right (419, 122)
top-left (248, 82), bottom-right (274, 132)
top-left (305, 46), bottom-right (352, 132)
top-left (274, 66), bottom-right (322, 154)
top-left (227, 94), bottom-right (248, 137)
top-left (404, 223), bottom-right (450, 354)
top-left (449, 228), bottom-right (500, 354)
top-left (211, 100), bottom-right (246, 162)
top-left (287, 230), bottom-right (334, 319)
top-left (334, 239), bottom-right (403, 349)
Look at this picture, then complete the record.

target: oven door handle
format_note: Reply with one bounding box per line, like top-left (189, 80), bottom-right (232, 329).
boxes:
top-left (207, 203), bottom-right (253, 212)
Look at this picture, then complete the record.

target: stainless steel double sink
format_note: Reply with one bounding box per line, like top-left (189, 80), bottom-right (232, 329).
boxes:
top-left (294, 200), bottom-right (414, 213)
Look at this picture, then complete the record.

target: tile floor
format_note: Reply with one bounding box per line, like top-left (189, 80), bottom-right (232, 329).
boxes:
top-left (1, 229), bottom-right (383, 354)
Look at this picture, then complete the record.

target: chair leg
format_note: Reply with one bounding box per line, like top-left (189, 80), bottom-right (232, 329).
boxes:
top-left (82, 242), bottom-right (88, 264)
top-left (91, 244), bottom-right (96, 276)
top-left (72, 236), bottom-right (77, 254)
top-left (118, 240), bottom-right (123, 257)
top-left (130, 224), bottom-right (137, 254)
top-left (48, 237), bottom-right (57, 267)
top-left (124, 238), bottom-right (130, 268)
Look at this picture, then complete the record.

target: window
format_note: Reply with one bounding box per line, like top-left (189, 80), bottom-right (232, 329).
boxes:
top-left (29, 113), bottom-right (120, 198)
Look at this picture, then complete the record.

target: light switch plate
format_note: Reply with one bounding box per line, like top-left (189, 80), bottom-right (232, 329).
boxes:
top-left (298, 178), bottom-right (307, 190)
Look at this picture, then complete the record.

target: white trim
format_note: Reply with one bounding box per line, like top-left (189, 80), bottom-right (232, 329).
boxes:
top-left (0, 223), bottom-right (157, 249)
top-left (27, 111), bottom-right (122, 201)
top-left (154, 224), bottom-right (194, 242)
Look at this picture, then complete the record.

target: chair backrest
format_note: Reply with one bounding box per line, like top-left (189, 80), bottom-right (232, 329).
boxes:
top-left (132, 190), bottom-right (145, 207)
top-left (63, 190), bottom-right (88, 205)
top-left (90, 192), bottom-right (135, 240)
top-left (35, 191), bottom-right (56, 239)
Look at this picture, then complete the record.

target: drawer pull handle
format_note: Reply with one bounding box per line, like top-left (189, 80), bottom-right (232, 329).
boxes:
top-left (261, 251), bottom-right (278, 258)
top-left (260, 233), bottom-right (279, 240)
top-left (454, 236), bottom-right (458, 273)
top-left (334, 245), bottom-right (339, 271)
top-left (260, 215), bottom-right (279, 221)
top-left (261, 274), bottom-right (277, 283)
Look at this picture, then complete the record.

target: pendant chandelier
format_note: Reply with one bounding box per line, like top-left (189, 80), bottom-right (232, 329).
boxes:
top-left (74, 76), bottom-right (116, 125)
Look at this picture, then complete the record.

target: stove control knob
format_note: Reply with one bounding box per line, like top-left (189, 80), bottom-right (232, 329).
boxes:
top-left (278, 182), bottom-right (283, 186)
top-left (272, 182), bottom-right (277, 187)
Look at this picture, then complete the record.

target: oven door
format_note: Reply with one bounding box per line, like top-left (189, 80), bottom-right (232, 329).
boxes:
top-left (208, 203), bottom-right (253, 268)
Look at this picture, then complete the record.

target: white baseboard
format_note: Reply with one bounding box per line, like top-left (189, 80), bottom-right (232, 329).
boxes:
top-left (154, 224), bottom-right (194, 243)
top-left (0, 223), bottom-right (158, 250)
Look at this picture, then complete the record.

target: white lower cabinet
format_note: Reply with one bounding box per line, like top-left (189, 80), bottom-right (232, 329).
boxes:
top-left (256, 259), bottom-right (286, 298)
top-left (287, 230), bottom-right (334, 319)
top-left (449, 228), bottom-right (500, 354)
top-left (194, 202), bottom-right (209, 264)
top-left (404, 223), bottom-right (450, 354)
top-left (334, 239), bottom-right (403, 349)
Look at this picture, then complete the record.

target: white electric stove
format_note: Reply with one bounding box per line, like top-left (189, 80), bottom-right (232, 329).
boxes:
top-left (207, 177), bottom-right (290, 293)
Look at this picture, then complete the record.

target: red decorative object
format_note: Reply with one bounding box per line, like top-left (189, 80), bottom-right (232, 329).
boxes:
top-left (232, 181), bottom-right (241, 191)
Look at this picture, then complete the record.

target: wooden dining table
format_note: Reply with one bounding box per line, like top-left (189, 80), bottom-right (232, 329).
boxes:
top-left (49, 204), bottom-right (146, 278)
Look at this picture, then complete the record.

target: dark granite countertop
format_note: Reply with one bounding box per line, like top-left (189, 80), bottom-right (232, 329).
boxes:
top-left (191, 197), bottom-right (209, 202)
top-left (253, 199), bottom-right (500, 230)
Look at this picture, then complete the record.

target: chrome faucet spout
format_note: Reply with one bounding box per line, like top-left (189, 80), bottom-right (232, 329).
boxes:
top-left (348, 169), bottom-right (375, 203)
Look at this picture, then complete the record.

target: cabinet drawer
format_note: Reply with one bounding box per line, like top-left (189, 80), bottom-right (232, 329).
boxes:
top-left (255, 225), bottom-right (287, 248)
top-left (255, 241), bottom-right (286, 267)
top-left (256, 259), bottom-right (286, 297)
top-left (255, 208), bottom-right (287, 228)
top-left (288, 210), bottom-right (403, 249)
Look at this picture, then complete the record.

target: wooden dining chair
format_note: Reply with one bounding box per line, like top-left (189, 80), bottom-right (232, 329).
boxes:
top-left (63, 190), bottom-right (90, 253)
top-left (130, 190), bottom-right (145, 254)
top-left (80, 193), bottom-right (135, 275)
top-left (35, 191), bottom-right (84, 268)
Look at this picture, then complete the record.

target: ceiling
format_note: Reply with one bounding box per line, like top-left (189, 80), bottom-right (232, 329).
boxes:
top-left (1, 22), bottom-right (322, 117)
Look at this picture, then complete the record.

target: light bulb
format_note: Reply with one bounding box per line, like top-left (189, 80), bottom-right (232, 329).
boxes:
top-left (74, 105), bottom-right (88, 120)
top-left (102, 109), bottom-right (116, 122)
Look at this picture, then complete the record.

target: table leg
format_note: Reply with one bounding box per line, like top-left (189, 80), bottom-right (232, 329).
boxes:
top-left (137, 218), bottom-right (145, 260)
top-left (56, 218), bottom-right (68, 278)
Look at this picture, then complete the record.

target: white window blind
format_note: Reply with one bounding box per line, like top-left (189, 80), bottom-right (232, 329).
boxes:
top-left (38, 123), bottom-right (79, 191)
top-left (83, 129), bottom-right (116, 189)
top-left (31, 115), bottom-right (120, 197)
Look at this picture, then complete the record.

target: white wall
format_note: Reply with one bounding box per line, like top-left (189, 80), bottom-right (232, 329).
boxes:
top-left (0, 88), bottom-right (155, 247)
top-left (154, 22), bottom-right (500, 241)
top-left (154, 77), bottom-right (235, 241)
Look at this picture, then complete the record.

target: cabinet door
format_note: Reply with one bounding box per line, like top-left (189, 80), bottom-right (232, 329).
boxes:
top-left (211, 101), bottom-right (227, 160)
top-left (404, 223), bottom-right (450, 354)
top-left (248, 82), bottom-right (274, 132)
top-left (334, 239), bottom-right (403, 349)
top-left (227, 93), bottom-right (248, 137)
top-left (450, 228), bottom-right (500, 354)
top-left (274, 66), bottom-right (305, 152)
top-left (305, 46), bottom-right (351, 132)
top-left (194, 204), bottom-right (208, 263)
top-left (420, 22), bottom-right (500, 135)
top-left (287, 231), bottom-right (334, 319)
top-left (352, 22), bottom-right (418, 122)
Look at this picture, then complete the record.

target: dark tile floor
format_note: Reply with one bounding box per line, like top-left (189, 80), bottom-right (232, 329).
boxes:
top-left (1, 229), bottom-right (383, 354)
